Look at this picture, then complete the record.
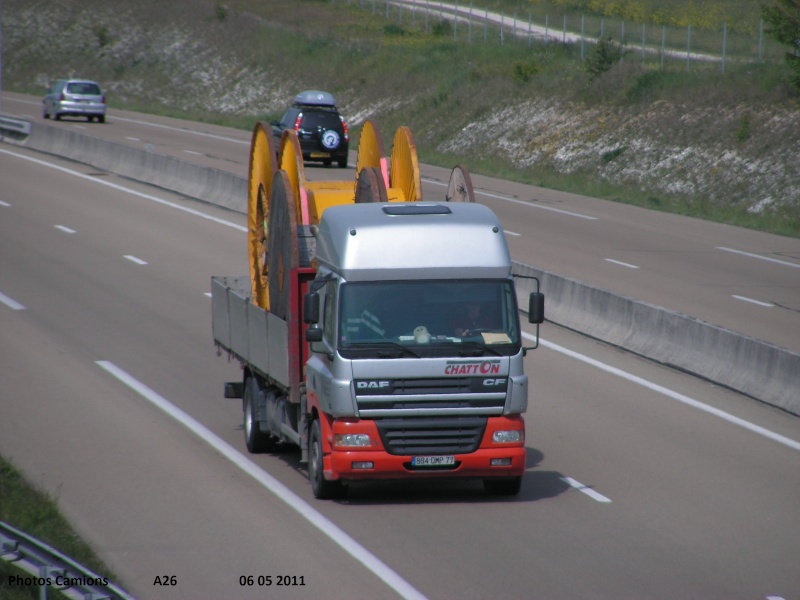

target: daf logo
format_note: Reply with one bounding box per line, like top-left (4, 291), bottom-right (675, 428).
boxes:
top-left (483, 378), bottom-right (507, 386)
top-left (357, 381), bottom-right (390, 389)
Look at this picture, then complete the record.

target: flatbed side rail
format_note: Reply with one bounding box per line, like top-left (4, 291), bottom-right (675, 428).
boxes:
top-left (211, 275), bottom-right (290, 389)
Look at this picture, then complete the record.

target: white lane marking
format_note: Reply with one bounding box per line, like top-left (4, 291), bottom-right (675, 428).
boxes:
top-left (605, 258), bottom-right (639, 269)
top-left (125, 136), bottom-right (141, 142)
top-left (55, 225), bottom-right (76, 234)
top-left (203, 292), bottom-right (212, 298)
top-left (766, 596), bottom-right (787, 600)
top-left (0, 200), bottom-right (11, 207)
top-left (424, 178), bottom-right (598, 220)
top-left (8, 145), bottom-right (793, 451)
top-left (124, 255), bottom-right (147, 265)
top-left (95, 361), bottom-right (429, 600)
top-left (0, 292), bottom-right (26, 310)
top-left (505, 230), bottom-right (521, 237)
top-left (0, 148), bottom-right (247, 233)
top-left (184, 150), bottom-right (202, 156)
top-left (717, 246), bottom-right (800, 269)
top-left (109, 115), bottom-right (249, 145)
top-left (560, 477), bottom-right (612, 503)
top-left (524, 332), bottom-right (800, 453)
top-left (732, 295), bottom-right (774, 307)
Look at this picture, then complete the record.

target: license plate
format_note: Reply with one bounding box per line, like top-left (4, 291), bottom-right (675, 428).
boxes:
top-left (310, 152), bottom-right (330, 158)
top-left (412, 455), bottom-right (455, 467)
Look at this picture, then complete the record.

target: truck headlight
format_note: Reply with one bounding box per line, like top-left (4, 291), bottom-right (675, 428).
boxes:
top-left (334, 433), bottom-right (372, 447)
top-left (492, 430), bottom-right (523, 443)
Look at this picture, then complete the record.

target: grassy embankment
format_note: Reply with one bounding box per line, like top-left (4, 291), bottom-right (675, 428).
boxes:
top-left (5, 0), bottom-right (798, 235)
top-left (0, 456), bottom-right (120, 599)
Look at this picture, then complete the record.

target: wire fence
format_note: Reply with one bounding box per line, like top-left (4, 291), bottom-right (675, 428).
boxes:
top-left (336, 0), bottom-right (786, 71)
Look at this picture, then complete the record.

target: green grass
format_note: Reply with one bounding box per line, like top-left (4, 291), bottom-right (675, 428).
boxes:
top-left (0, 457), bottom-right (119, 599)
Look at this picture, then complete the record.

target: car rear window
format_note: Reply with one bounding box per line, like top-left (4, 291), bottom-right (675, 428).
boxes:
top-left (301, 112), bottom-right (341, 131)
top-left (67, 82), bottom-right (102, 95)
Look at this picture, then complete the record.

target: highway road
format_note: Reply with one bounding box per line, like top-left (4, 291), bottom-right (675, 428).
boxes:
top-left (4, 92), bottom-right (800, 355)
top-left (1, 100), bottom-right (799, 599)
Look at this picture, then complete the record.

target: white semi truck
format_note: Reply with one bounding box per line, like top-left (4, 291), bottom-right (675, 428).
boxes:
top-left (211, 120), bottom-right (544, 498)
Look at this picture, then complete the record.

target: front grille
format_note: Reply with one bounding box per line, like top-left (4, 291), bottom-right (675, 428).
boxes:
top-left (376, 416), bottom-right (487, 455)
top-left (355, 376), bottom-right (508, 416)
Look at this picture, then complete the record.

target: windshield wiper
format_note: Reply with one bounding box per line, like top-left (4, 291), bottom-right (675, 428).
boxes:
top-left (456, 341), bottom-right (502, 357)
top-left (348, 341), bottom-right (421, 359)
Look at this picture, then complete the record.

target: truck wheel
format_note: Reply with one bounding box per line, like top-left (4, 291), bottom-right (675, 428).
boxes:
top-left (244, 377), bottom-right (274, 453)
top-left (483, 477), bottom-right (522, 496)
top-left (309, 419), bottom-right (346, 500)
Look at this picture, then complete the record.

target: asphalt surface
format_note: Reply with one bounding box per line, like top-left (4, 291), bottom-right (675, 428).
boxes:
top-left (5, 92), bottom-right (799, 354)
top-left (1, 98), bottom-right (799, 600)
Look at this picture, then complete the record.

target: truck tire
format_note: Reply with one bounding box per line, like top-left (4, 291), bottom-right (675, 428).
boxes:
top-left (483, 477), bottom-right (523, 496)
top-left (244, 377), bottom-right (274, 453)
top-left (309, 419), bottom-right (346, 500)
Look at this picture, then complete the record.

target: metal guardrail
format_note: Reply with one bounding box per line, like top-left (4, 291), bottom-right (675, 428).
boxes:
top-left (0, 521), bottom-right (135, 600)
top-left (0, 114), bottom-right (31, 141)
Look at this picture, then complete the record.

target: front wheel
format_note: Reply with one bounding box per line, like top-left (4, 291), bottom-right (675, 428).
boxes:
top-left (483, 477), bottom-right (522, 496)
top-left (309, 419), bottom-right (346, 499)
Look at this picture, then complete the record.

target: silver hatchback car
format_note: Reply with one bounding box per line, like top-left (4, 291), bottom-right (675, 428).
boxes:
top-left (43, 79), bottom-right (106, 123)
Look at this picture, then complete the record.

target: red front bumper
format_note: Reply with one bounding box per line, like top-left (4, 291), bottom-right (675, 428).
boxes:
top-left (324, 415), bottom-right (526, 482)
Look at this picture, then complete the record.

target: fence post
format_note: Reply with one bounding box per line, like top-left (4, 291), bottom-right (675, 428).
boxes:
top-left (642, 23), bottom-right (646, 63)
top-left (686, 24), bottom-right (691, 72)
top-left (581, 14), bottom-right (585, 61)
top-left (454, 0), bottom-right (458, 40)
top-left (469, 2), bottom-right (473, 44)
top-left (758, 18), bottom-right (764, 63)
top-left (721, 21), bottom-right (727, 73)
top-left (661, 25), bottom-right (665, 70)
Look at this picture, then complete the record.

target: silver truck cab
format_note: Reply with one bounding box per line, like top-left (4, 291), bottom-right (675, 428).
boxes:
top-left (304, 203), bottom-right (531, 421)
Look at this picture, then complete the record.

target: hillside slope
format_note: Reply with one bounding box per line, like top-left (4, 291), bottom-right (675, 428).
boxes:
top-left (4, 0), bottom-right (798, 234)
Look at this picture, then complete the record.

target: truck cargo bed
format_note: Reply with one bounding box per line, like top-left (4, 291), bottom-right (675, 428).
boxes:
top-left (211, 275), bottom-right (290, 390)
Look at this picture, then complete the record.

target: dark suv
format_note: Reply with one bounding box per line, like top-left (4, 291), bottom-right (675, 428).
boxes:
top-left (271, 91), bottom-right (349, 168)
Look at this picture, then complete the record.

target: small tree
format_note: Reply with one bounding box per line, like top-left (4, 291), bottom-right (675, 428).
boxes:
top-left (763, 0), bottom-right (800, 93)
top-left (585, 38), bottom-right (625, 79)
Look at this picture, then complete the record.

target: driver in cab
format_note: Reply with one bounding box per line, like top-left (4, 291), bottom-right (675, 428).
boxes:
top-left (453, 301), bottom-right (494, 337)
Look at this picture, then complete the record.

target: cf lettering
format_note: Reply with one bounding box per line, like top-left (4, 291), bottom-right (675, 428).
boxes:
top-left (483, 378), bottom-right (506, 386)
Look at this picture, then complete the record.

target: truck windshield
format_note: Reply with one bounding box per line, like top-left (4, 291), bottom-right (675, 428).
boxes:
top-left (338, 280), bottom-right (520, 357)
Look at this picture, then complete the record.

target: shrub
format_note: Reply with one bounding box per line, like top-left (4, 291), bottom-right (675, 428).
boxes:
top-left (763, 0), bottom-right (800, 93)
top-left (586, 37), bottom-right (625, 79)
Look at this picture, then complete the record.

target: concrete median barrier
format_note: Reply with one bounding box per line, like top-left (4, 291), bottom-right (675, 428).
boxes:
top-left (513, 263), bottom-right (800, 415)
top-left (24, 121), bottom-right (247, 213)
top-left (8, 121), bottom-right (799, 416)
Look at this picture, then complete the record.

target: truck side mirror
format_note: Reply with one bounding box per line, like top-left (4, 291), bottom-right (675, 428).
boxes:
top-left (303, 292), bottom-right (320, 324)
top-left (528, 292), bottom-right (545, 325)
top-left (305, 327), bottom-right (323, 343)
